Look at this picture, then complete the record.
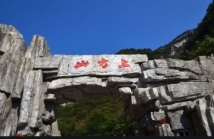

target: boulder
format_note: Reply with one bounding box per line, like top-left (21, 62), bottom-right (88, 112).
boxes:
top-left (44, 94), bottom-right (56, 102)
top-left (141, 68), bottom-right (206, 83)
top-left (119, 87), bottom-right (132, 101)
top-left (199, 56), bottom-right (214, 82)
top-left (107, 77), bottom-right (139, 86)
top-left (134, 82), bottom-right (213, 105)
top-left (25, 35), bottom-right (50, 59)
top-left (33, 55), bottom-right (62, 70)
top-left (0, 24), bottom-right (27, 95)
top-left (2, 104), bottom-right (19, 136)
top-left (151, 109), bottom-right (166, 121)
top-left (161, 101), bottom-right (192, 111)
top-left (18, 70), bottom-right (44, 131)
top-left (155, 124), bottom-right (174, 136)
top-left (141, 58), bottom-right (202, 74)
top-left (0, 93), bottom-right (12, 136)
top-left (48, 76), bottom-right (106, 90)
top-left (57, 55), bottom-right (142, 77)
top-left (51, 120), bottom-right (61, 136)
top-left (166, 108), bottom-right (190, 130)
top-left (195, 94), bottom-right (214, 136)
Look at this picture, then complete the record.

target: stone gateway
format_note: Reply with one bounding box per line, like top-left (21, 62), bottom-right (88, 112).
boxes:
top-left (0, 24), bottom-right (214, 136)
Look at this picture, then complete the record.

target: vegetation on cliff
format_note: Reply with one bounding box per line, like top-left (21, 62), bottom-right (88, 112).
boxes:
top-left (56, 96), bottom-right (135, 136)
top-left (115, 29), bottom-right (195, 60)
top-left (181, 0), bottom-right (214, 59)
top-left (116, 48), bottom-right (154, 60)
top-left (116, 1), bottom-right (214, 60)
top-left (182, 35), bottom-right (214, 59)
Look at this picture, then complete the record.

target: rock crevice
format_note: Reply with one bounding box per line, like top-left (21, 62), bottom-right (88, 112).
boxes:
top-left (1, 24), bottom-right (214, 136)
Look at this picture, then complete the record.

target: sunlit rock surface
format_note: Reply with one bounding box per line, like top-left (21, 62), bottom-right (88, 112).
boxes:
top-left (1, 24), bottom-right (214, 136)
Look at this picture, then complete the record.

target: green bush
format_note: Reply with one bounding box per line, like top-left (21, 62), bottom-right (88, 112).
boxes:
top-left (56, 97), bottom-right (135, 136)
top-left (182, 35), bottom-right (214, 59)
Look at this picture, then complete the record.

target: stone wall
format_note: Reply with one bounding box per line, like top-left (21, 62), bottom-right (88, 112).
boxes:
top-left (133, 58), bottom-right (214, 136)
top-left (0, 24), bottom-right (214, 136)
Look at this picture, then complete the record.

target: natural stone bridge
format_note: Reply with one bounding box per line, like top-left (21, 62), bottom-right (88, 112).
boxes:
top-left (1, 24), bottom-right (214, 136)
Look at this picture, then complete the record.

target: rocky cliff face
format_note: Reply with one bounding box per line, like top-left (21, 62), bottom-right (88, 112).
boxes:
top-left (0, 24), bottom-right (56, 136)
top-left (0, 24), bottom-right (214, 136)
top-left (154, 29), bottom-right (195, 59)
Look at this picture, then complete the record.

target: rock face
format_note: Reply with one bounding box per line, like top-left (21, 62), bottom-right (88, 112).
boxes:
top-left (1, 24), bottom-right (214, 136)
top-left (153, 29), bottom-right (195, 58)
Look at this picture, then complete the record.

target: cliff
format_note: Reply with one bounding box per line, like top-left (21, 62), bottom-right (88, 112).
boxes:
top-left (1, 24), bottom-right (214, 136)
top-left (153, 29), bottom-right (195, 59)
top-left (116, 29), bottom-right (195, 60)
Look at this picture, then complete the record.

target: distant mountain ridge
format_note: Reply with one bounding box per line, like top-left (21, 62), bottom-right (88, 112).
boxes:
top-left (153, 29), bottom-right (195, 59)
top-left (116, 29), bottom-right (195, 59)
top-left (181, 0), bottom-right (214, 60)
top-left (117, 0), bottom-right (214, 60)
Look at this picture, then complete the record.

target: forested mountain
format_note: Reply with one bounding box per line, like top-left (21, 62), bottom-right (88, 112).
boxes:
top-left (116, 29), bottom-right (195, 60)
top-left (153, 29), bottom-right (195, 59)
top-left (117, 0), bottom-right (214, 60)
top-left (116, 48), bottom-right (154, 59)
top-left (181, 0), bottom-right (214, 59)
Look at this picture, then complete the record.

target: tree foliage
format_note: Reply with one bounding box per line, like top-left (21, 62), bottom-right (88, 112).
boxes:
top-left (181, 1), bottom-right (214, 59)
top-left (56, 97), bottom-right (135, 136)
top-left (116, 48), bottom-right (154, 60)
top-left (182, 35), bottom-right (214, 59)
top-left (115, 29), bottom-right (195, 60)
top-left (116, 1), bottom-right (214, 60)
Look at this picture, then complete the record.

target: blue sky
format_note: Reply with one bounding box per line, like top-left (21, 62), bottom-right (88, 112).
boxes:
top-left (0, 0), bottom-right (212, 55)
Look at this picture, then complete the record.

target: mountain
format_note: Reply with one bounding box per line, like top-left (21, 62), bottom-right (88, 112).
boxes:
top-left (116, 29), bottom-right (195, 60)
top-left (116, 0), bottom-right (214, 60)
top-left (116, 48), bottom-right (154, 60)
top-left (181, 0), bottom-right (214, 59)
top-left (153, 29), bottom-right (195, 59)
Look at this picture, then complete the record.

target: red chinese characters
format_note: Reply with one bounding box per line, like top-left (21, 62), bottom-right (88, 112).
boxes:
top-left (98, 58), bottom-right (108, 69)
top-left (74, 60), bottom-right (89, 69)
top-left (155, 118), bottom-right (167, 125)
top-left (118, 59), bottom-right (130, 69)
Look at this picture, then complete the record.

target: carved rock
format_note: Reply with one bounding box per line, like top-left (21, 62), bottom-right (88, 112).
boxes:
top-left (2, 24), bottom-right (214, 137)
top-left (134, 82), bottom-right (213, 105)
top-left (195, 94), bottom-right (214, 136)
top-left (57, 55), bottom-right (143, 77)
top-left (0, 93), bottom-right (12, 136)
top-left (155, 124), bottom-right (174, 136)
top-left (151, 109), bottom-right (166, 121)
top-left (141, 68), bottom-right (206, 83)
top-left (107, 77), bottom-right (139, 86)
top-left (142, 58), bottom-right (202, 74)
top-left (119, 87), bottom-right (132, 101)
top-left (166, 108), bottom-right (190, 130)
top-left (199, 56), bottom-right (214, 82)
top-left (51, 120), bottom-right (61, 136)
top-left (0, 24), bottom-right (27, 96)
top-left (34, 55), bottom-right (63, 69)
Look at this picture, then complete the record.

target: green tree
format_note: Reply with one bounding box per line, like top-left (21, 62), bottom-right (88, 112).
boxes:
top-left (56, 97), bottom-right (135, 136)
top-left (116, 48), bottom-right (154, 60)
top-left (183, 35), bottom-right (214, 59)
top-left (181, 0), bottom-right (214, 59)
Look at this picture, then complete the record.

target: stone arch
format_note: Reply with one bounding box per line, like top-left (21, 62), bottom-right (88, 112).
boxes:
top-left (1, 24), bottom-right (214, 136)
